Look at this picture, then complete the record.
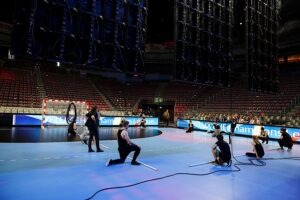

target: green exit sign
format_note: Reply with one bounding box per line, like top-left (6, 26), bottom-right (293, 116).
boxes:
top-left (154, 97), bottom-right (163, 103)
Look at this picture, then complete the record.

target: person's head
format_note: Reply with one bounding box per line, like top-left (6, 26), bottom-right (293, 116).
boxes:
top-left (122, 120), bottom-right (129, 129)
top-left (189, 120), bottom-right (192, 123)
top-left (91, 106), bottom-right (97, 111)
top-left (261, 127), bottom-right (264, 131)
top-left (215, 125), bottom-right (220, 130)
top-left (280, 127), bottom-right (286, 134)
top-left (216, 134), bottom-right (223, 142)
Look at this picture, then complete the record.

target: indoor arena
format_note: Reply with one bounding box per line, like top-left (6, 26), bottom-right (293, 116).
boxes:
top-left (0, 0), bottom-right (300, 200)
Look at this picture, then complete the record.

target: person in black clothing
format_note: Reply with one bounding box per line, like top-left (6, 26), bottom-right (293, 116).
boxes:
top-left (278, 127), bottom-right (293, 151)
top-left (230, 118), bottom-right (237, 135)
top-left (186, 120), bottom-right (193, 133)
top-left (259, 127), bottom-right (269, 144)
top-left (246, 135), bottom-right (265, 158)
top-left (140, 117), bottom-right (146, 128)
top-left (67, 122), bottom-right (77, 135)
top-left (106, 120), bottom-right (141, 166)
top-left (212, 134), bottom-right (231, 166)
top-left (85, 106), bottom-right (103, 153)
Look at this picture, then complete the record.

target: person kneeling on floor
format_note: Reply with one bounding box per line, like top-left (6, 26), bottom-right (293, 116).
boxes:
top-left (246, 135), bottom-right (265, 158)
top-left (212, 134), bottom-right (232, 166)
top-left (278, 127), bottom-right (293, 151)
top-left (186, 120), bottom-right (194, 133)
top-left (106, 120), bottom-right (141, 166)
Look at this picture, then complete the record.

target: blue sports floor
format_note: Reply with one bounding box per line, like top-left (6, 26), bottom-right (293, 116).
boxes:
top-left (0, 127), bottom-right (299, 200)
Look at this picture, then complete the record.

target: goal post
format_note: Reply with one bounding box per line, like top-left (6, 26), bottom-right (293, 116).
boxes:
top-left (41, 98), bottom-right (88, 128)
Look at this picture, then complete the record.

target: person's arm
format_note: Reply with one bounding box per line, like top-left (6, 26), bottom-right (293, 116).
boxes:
top-left (252, 141), bottom-right (256, 152)
top-left (212, 143), bottom-right (217, 150)
top-left (252, 142), bottom-right (257, 156)
top-left (121, 130), bottom-right (132, 145)
top-left (279, 135), bottom-right (283, 140)
top-left (73, 123), bottom-right (77, 130)
top-left (253, 143), bottom-right (261, 158)
top-left (91, 115), bottom-right (96, 122)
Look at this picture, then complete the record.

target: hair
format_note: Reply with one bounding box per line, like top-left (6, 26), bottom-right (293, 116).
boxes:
top-left (121, 120), bottom-right (129, 127)
top-left (280, 127), bottom-right (286, 132)
top-left (252, 135), bottom-right (259, 144)
top-left (91, 106), bottom-right (97, 111)
top-left (216, 134), bottom-right (223, 141)
top-left (261, 127), bottom-right (264, 130)
top-left (215, 125), bottom-right (220, 129)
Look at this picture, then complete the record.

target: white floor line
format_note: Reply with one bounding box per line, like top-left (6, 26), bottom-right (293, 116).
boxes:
top-left (266, 147), bottom-right (281, 151)
top-left (100, 144), bottom-right (110, 149)
top-left (127, 156), bottom-right (158, 171)
top-left (234, 154), bottom-right (245, 158)
top-left (189, 161), bottom-right (214, 167)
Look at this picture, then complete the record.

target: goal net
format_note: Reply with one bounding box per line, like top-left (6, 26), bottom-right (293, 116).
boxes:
top-left (41, 99), bottom-right (88, 127)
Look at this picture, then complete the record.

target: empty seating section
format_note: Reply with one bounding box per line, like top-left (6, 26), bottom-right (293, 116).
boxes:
top-left (280, 75), bottom-right (300, 117)
top-left (0, 65), bottom-right (299, 127)
top-left (161, 83), bottom-right (219, 115)
top-left (198, 88), bottom-right (287, 115)
top-left (0, 68), bottom-right (40, 110)
top-left (42, 73), bottom-right (110, 111)
top-left (94, 79), bottom-right (158, 111)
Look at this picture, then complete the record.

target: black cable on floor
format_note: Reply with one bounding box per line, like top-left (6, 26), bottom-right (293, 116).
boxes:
top-left (85, 156), bottom-right (300, 200)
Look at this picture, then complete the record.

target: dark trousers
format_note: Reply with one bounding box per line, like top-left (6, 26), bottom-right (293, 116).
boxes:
top-left (165, 119), bottom-right (169, 126)
top-left (259, 136), bottom-right (269, 144)
top-left (278, 140), bottom-right (293, 149)
top-left (88, 127), bottom-right (100, 151)
top-left (110, 144), bottom-right (141, 165)
top-left (186, 128), bottom-right (193, 133)
top-left (246, 152), bottom-right (256, 157)
top-left (68, 129), bottom-right (76, 135)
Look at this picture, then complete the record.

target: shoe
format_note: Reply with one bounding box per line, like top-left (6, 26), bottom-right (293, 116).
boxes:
top-left (88, 149), bottom-right (95, 152)
top-left (131, 161), bottom-right (141, 165)
top-left (97, 149), bottom-right (104, 152)
top-left (212, 160), bottom-right (221, 165)
top-left (227, 160), bottom-right (232, 167)
top-left (106, 159), bottom-right (112, 167)
top-left (287, 148), bottom-right (292, 152)
top-left (83, 140), bottom-right (87, 145)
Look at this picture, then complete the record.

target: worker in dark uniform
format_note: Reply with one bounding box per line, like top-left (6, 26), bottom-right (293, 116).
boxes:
top-left (85, 106), bottom-right (103, 152)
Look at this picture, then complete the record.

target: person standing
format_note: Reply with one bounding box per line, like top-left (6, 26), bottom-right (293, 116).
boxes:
top-left (163, 109), bottom-right (170, 127)
top-left (85, 106), bottom-right (103, 152)
top-left (106, 120), bottom-right (141, 166)
top-left (230, 118), bottom-right (237, 135)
